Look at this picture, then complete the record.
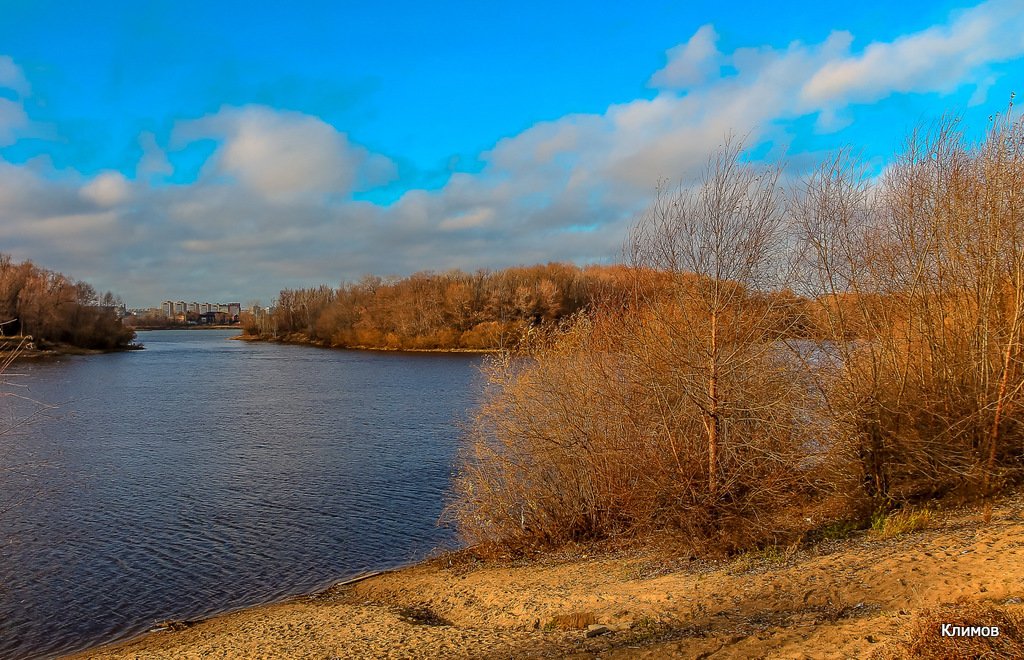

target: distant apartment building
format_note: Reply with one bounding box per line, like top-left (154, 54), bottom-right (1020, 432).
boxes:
top-left (155, 298), bottom-right (244, 323)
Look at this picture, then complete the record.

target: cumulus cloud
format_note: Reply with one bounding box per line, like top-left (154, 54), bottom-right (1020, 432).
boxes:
top-left (801, 0), bottom-right (1024, 105)
top-left (137, 131), bottom-right (174, 178)
top-left (649, 24), bottom-right (722, 88)
top-left (0, 98), bottom-right (27, 146)
top-left (0, 1), bottom-right (1020, 307)
top-left (0, 55), bottom-right (29, 96)
top-left (81, 171), bottom-right (131, 206)
top-left (439, 207), bottom-right (496, 231)
top-left (180, 106), bottom-right (396, 202)
top-left (0, 57), bottom-right (29, 146)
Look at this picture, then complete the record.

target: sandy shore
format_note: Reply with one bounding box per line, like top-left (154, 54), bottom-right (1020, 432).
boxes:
top-left (66, 494), bottom-right (1024, 659)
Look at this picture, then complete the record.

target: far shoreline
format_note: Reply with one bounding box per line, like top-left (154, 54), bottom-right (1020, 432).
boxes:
top-left (0, 342), bottom-right (142, 362)
top-left (230, 333), bottom-right (498, 354)
top-left (131, 325), bottom-right (242, 331)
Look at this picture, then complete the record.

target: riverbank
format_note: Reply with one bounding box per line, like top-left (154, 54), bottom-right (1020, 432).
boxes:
top-left (230, 333), bottom-right (496, 353)
top-left (0, 337), bottom-right (141, 361)
top-left (66, 493), bottom-right (1024, 659)
top-left (132, 325), bottom-right (241, 331)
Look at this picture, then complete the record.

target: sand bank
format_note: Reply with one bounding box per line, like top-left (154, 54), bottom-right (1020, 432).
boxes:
top-left (67, 495), bottom-right (1024, 659)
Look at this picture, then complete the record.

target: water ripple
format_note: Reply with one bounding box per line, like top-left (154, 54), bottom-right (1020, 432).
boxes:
top-left (0, 330), bottom-right (480, 659)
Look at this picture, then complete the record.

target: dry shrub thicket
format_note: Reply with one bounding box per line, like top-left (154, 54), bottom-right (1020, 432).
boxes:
top-left (450, 110), bottom-right (1024, 554)
top-left (798, 111), bottom-right (1024, 502)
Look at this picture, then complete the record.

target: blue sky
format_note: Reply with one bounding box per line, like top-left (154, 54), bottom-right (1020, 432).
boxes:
top-left (0, 0), bottom-right (1021, 306)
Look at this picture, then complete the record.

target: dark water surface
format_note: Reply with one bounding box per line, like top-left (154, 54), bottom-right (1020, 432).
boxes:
top-left (0, 330), bottom-right (482, 659)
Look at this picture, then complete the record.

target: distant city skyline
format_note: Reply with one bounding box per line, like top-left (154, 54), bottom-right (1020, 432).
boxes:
top-left (157, 300), bottom-right (242, 316)
top-left (0, 0), bottom-right (1021, 307)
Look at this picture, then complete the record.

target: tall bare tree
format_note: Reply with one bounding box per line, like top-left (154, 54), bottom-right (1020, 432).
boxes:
top-left (628, 137), bottom-right (791, 497)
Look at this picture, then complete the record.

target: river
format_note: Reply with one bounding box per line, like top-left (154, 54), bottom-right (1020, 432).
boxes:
top-left (0, 330), bottom-right (483, 659)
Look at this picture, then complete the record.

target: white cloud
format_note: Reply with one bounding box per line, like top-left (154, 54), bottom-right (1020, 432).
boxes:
top-left (801, 0), bottom-right (1024, 106)
top-left (14, 211), bottom-right (118, 239)
top-left (180, 106), bottom-right (396, 202)
top-left (438, 207), bottom-right (496, 231)
top-left (137, 131), bottom-right (174, 178)
top-left (0, 56), bottom-right (29, 96)
top-left (0, 97), bottom-right (27, 146)
top-left (649, 24), bottom-right (722, 88)
top-left (0, 57), bottom-right (31, 146)
top-left (0, 1), bottom-right (1021, 306)
top-left (81, 171), bottom-right (131, 206)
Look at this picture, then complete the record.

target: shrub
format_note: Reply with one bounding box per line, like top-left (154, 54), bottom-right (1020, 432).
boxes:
top-left (795, 113), bottom-right (1024, 502)
top-left (450, 291), bottom-right (829, 552)
top-left (448, 141), bottom-right (826, 553)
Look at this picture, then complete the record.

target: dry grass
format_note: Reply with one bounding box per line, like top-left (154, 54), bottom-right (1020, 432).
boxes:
top-left (545, 612), bottom-right (597, 631)
top-left (726, 542), bottom-right (799, 574)
top-left (875, 507), bottom-right (933, 539)
top-left (872, 600), bottom-right (1024, 660)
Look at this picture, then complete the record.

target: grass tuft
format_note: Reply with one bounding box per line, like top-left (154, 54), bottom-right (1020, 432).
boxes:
top-left (876, 508), bottom-right (932, 539)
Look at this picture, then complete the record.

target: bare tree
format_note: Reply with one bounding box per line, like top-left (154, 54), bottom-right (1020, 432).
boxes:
top-left (794, 108), bottom-right (1024, 500)
top-left (450, 139), bottom-right (818, 553)
top-left (628, 136), bottom-right (793, 498)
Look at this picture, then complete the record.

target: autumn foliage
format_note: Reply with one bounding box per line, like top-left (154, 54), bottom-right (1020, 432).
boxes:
top-left (796, 111), bottom-right (1024, 502)
top-left (450, 110), bottom-right (1024, 554)
top-left (246, 263), bottom-right (638, 350)
top-left (448, 140), bottom-right (829, 553)
top-left (0, 255), bottom-right (135, 350)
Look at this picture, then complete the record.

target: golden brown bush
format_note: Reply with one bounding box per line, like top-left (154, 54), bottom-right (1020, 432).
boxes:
top-left (258, 264), bottom-right (639, 350)
top-left (448, 141), bottom-right (825, 552)
top-left (795, 110), bottom-right (1024, 501)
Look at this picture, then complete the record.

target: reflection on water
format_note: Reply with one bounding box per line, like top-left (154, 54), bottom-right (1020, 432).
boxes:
top-left (0, 330), bottom-right (482, 660)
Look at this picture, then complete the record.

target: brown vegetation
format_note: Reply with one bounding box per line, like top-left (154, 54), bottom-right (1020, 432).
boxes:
top-left (796, 110), bottom-right (1024, 503)
top-left (244, 264), bottom-right (638, 350)
top-left (449, 142), bottom-right (824, 554)
top-left (0, 255), bottom-right (135, 350)
top-left (871, 599), bottom-right (1024, 660)
top-left (450, 110), bottom-right (1024, 556)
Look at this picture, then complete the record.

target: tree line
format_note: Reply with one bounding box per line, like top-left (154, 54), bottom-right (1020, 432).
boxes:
top-left (245, 263), bottom-right (650, 349)
top-left (0, 255), bottom-right (135, 350)
top-left (247, 263), bottom-right (824, 351)
top-left (447, 110), bottom-right (1024, 555)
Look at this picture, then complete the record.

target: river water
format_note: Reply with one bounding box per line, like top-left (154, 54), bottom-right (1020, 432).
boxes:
top-left (0, 330), bottom-right (483, 659)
